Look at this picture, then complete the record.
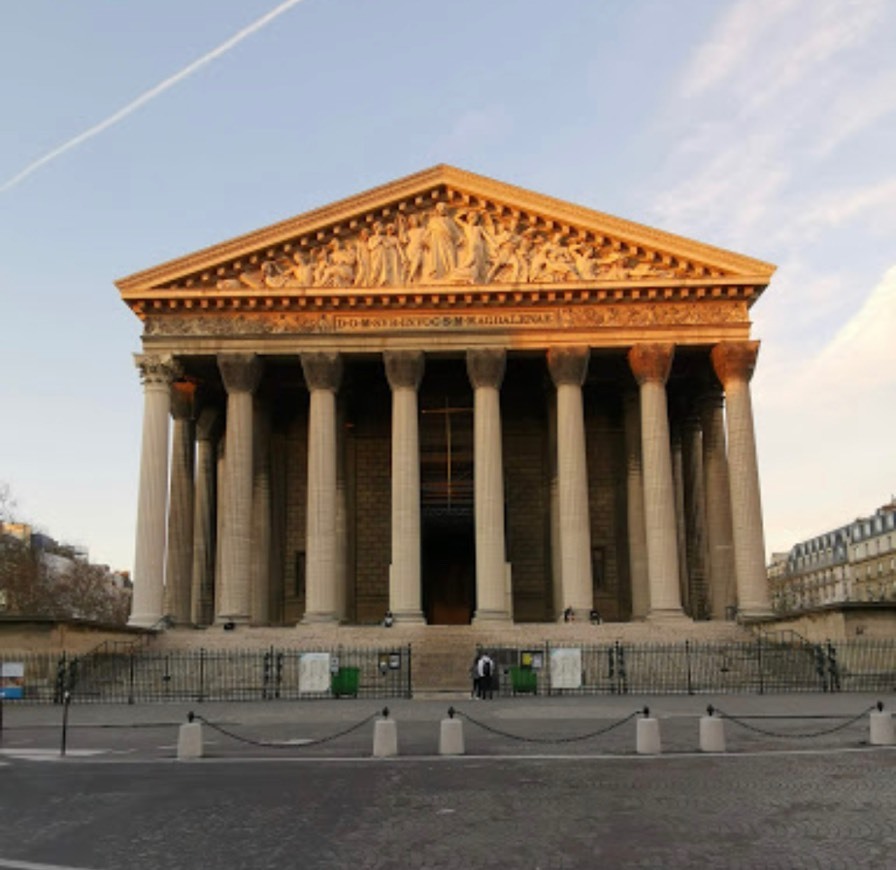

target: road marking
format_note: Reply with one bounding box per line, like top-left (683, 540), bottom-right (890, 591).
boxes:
top-left (0, 749), bottom-right (107, 761)
top-left (0, 858), bottom-right (103, 870)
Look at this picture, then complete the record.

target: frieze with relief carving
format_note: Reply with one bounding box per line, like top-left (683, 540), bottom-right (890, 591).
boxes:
top-left (165, 200), bottom-right (725, 294)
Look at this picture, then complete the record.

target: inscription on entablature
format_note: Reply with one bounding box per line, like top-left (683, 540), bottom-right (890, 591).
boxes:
top-left (143, 300), bottom-right (748, 337)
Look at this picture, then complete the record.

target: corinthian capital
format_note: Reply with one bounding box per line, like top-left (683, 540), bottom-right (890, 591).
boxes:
top-left (466, 348), bottom-right (506, 390)
top-left (547, 346), bottom-right (590, 387)
top-left (384, 351), bottom-right (424, 391)
top-left (711, 341), bottom-right (760, 386)
top-left (169, 381), bottom-right (196, 421)
top-left (218, 353), bottom-right (263, 394)
top-left (301, 352), bottom-right (342, 392)
top-left (135, 353), bottom-right (182, 388)
top-left (628, 343), bottom-right (674, 386)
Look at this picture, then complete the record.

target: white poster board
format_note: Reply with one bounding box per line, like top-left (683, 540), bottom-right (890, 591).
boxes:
top-left (298, 653), bottom-right (332, 694)
top-left (549, 647), bottom-right (582, 690)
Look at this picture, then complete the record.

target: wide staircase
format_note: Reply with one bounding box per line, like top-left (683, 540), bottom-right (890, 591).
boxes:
top-left (150, 619), bottom-right (755, 695)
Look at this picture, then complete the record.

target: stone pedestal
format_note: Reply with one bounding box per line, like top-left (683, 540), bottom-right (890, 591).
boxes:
top-left (373, 716), bottom-right (398, 757)
top-left (870, 710), bottom-right (894, 745)
top-left (439, 717), bottom-right (465, 755)
top-left (636, 716), bottom-right (662, 754)
top-left (699, 715), bottom-right (726, 752)
top-left (177, 721), bottom-right (203, 759)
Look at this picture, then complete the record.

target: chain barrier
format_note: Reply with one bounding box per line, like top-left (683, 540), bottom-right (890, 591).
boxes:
top-left (712, 705), bottom-right (877, 739)
top-left (455, 707), bottom-right (641, 744)
top-left (192, 710), bottom-right (380, 749)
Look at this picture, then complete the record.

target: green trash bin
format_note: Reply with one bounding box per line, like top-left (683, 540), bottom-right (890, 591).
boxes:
top-left (510, 666), bottom-right (537, 695)
top-left (331, 667), bottom-right (360, 698)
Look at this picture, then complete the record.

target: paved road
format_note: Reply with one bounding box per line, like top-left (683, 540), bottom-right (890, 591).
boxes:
top-left (0, 693), bottom-right (894, 868)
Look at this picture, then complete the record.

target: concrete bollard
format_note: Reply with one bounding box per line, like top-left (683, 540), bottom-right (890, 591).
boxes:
top-left (373, 709), bottom-right (398, 757)
top-left (870, 705), bottom-right (894, 746)
top-left (699, 711), bottom-right (726, 753)
top-left (177, 715), bottom-right (203, 760)
top-left (439, 710), bottom-right (464, 755)
top-left (636, 708), bottom-right (662, 755)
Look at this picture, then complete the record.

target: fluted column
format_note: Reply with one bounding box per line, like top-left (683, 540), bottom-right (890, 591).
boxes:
top-left (217, 353), bottom-right (263, 624)
top-left (190, 407), bottom-right (218, 626)
top-left (623, 391), bottom-right (649, 619)
top-left (548, 347), bottom-right (593, 621)
top-left (671, 422), bottom-right (689, 613)
top-left (628, 344), bottom-right (685, 619)
top-left (467, 349), bottom-right (511, 623)
top-left (129, 353), bottom-right (181, 628)
top-left (711, 341), bottom-right (773, 618)
top-left (698, 390), bottom-right (736, 619)
top-left (385, 351), bottom-right (426, 623)
top-left (301, 352), bottom-right (342, 623)
top-left (682, 410), bottom-right (709, 618)
top-left (250, 399), bottom-right (271, 625)
top-left (164, 381), bottom-right (195, 625)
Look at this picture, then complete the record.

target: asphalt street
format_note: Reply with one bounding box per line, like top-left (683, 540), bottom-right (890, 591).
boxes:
top-left (0, 693), bottom-right (894, 869)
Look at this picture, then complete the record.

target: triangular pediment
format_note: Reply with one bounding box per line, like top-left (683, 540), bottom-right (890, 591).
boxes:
top-left (117, 166), bottom-right (774, 306)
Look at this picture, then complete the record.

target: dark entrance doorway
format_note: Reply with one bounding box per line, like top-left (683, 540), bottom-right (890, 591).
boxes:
top-left (419, 368), bottom-right (475, 624)
top-left (422, 518), bottom-right (475, 624)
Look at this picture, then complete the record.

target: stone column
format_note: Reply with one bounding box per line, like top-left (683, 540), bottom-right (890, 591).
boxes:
top-left (190, 407), bottom-right (218, 626)
top-left (711, 341), bottom-right (773, 618)
top-left (628, 344), bottom-right (685, 620)
top-left (698, 390), bottom-right (736, 619)
top-left (548, 347), bottom-right (593, 620)
top-left (682, 410), bottom-right (709, 618)
top-left (217, 353), bottom-right (263, 624)
top-left (671, 422), bottom-right (690, 613)
top-left (164, 381), bottom-right (195, 625)
top-left (250, 399), bottom-right (271, 625)
top-left (467, 349), bottom-right (511, 623)
top-left (623, 391), bottom-right (649, 619)
top-left (548, 399), bottom-right (563, 619)
top-left (129, 353), bottom-right (181, 628)
top-left (301, 352), bottom-right (342, 623)
top-left (385, 351), bottom-right (426, 623)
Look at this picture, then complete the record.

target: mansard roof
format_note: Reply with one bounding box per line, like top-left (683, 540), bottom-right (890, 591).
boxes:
top-left (116, 165), bottom-right (775, 314)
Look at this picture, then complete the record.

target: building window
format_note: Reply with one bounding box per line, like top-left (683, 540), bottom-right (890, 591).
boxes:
top-left (294, 550), bottom-right (306, 598)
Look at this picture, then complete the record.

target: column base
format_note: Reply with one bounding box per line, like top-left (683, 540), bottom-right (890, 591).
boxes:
top-left (736, 607), bottom-right (775, 622)
top-left (301, 611), bottom-right (340, 625)
top-left (646, 608), bottom-right (691, 624)
top-left (128, 613), bottom-right (165, 630)
top-left (392, 610), bottom-right (426, 625)
top-left (472, 609), bottom-right (512, 625)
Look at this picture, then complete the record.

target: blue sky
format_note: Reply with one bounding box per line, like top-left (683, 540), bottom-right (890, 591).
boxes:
top-left (2, 0), bottom-right (894, 571)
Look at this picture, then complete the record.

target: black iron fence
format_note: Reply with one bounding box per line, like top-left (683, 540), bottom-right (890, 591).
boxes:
top-left (479, 638), bottom-right (896, 697)
top-left (0, 646), bottom-right (412, 704)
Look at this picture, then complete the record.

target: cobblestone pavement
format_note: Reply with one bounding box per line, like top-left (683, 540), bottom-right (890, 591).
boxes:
top-left (0, 694), bottom-right (895, 868)
top-left (1, 749), bottom-right (895, 868)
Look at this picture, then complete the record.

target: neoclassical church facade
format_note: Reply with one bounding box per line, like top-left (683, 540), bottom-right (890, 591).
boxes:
top-left (118, 166), bottom-right (775, 629)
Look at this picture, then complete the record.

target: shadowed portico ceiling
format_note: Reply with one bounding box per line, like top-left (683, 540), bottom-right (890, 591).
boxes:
top-left (117, 164), bottom-right (775, 321)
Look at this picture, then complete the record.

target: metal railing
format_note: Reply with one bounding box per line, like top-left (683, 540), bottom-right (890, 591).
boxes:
top-left (479, 638), bottom-right (896, 697)
top-left (0, 645), bottom-right (413, 704)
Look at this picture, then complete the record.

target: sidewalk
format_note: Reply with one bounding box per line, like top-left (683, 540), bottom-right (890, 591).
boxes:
top-left (2, 691), bottom-right (893, 760)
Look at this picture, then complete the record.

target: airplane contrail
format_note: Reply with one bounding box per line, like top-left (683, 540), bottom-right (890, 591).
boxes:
top-left (0, 0), bottom-right (309, 194)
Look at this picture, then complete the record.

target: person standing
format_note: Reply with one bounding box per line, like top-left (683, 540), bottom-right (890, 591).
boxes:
top-left (477, 652), bottom-right (495, 700)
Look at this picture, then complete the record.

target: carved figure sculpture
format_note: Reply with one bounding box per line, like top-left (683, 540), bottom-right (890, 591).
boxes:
top-left (452, 209), bottom-right (491, 283)
top-left (398, 213), bottom-right (426, 284)
top-left (424, 202), bottom-right (460, 280)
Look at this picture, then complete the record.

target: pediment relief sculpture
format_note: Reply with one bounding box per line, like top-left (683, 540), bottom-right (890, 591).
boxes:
top-left (188, 201), bottom-right (722, 294)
